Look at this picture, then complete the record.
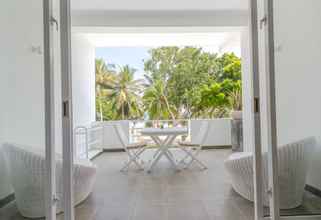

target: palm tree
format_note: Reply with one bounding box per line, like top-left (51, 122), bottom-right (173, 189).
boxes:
top-left (95, 59), bottom-right (116, 121)
top-left (107, 65), bottom-right (143, 119)
top-left (143, 79), bottom-right (176, 121)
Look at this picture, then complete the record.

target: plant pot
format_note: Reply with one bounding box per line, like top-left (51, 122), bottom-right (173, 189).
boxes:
top-left (231, 110), bottom-right (242, 120)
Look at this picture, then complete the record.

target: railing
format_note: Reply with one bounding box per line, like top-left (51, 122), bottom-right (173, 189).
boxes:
top-left (74, 125), bottom-right (103, 159)
top-left (129, 119), bottom-right (190, 143)
top-left (74, 118), bottom-right (232, 158)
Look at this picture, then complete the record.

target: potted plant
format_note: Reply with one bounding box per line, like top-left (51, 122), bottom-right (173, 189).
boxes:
top-left (229, 82), bottom-right (242, 120)
top-left (229, 82), bottom-right (243, 151)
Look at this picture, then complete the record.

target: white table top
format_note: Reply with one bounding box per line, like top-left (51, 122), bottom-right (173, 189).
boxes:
top-left (141, 127), bottom-right (188, 136)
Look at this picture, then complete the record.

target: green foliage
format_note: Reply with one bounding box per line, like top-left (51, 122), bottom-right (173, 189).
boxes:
top-left (107, 65), bottom-right (144, 120)
top-left (143, 79), bottom-right (176, 120)
top-left (95, 60), bottom-right (143, 120)
top-left (95, 59), bottom-right (116, 121)
top-left (144, 47), bottom-right (242, 118)
top-left (196, 79), bottom-right (242, 118)
top-left (216, 53), bottom-right (242, 82)
top-left (228, 80), bottom-right (242, 111)
top-left (144, 47), bottom-right (221, 118)
top-left (96, 48), bottom-right (242, 120)
top-left (96, 97), bottom-right (114, 121)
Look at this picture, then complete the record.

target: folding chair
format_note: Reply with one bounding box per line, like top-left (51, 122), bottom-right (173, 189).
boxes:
top-left (178, 121), bottom-right (209, 170)
top-left (114, 124), bottom-right (147, 172)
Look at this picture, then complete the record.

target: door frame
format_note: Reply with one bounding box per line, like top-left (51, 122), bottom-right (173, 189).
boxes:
top-left (60, 0), bottom-right (75, 220)
top-left (254, 0), bottom-right (280, 219)
top-left (60, 9), bottom-right (265, 220)
top-left (257, 0), bottom-right (321, 220)
top-left (261, 0), bottom-right (280, 218)
top-left (43, 0), bottom-right (57, 219)
top-left (249, 0), bottom-right (265, 219)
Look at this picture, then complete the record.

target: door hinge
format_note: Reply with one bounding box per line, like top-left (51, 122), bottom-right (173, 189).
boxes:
top-left (267, 188), bottom-right (273, 197)
top-left (260, 16), bottom-right (267, 29)
top-left (254, 97), bottom-right (260, 113)
top-left (52, 195), bottom-right (60, 205)
top-left (63, 101), bottom-right (69, 117)
top-left (51, 16), bottom-right (59, 31)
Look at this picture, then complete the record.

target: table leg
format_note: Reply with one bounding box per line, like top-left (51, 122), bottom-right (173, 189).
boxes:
top-left (164, 135), bottom-right (180, 170)
top-left (147, 135), bottom-right (180, 172)
top-left (147, 136), bottom-right (169, 172)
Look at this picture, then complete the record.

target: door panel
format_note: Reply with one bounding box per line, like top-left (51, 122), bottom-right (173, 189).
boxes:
top-left (257, 0), bottom-right (321, 219)
top-left (272, 0), bottom-right (321, 218)
top-left (0, 0), bottom-right (57, 219)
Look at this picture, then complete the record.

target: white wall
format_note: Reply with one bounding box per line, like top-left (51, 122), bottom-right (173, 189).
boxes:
top-left (92, 121), bottom-right (130, 149)
top-left (191, 119), bottom-right (231, 146)
top-left (0, 78), bottom-right (13, 199)
top-left (71, 34), bottom-right (96, 128)
top-left (0, 0), bottom-right (46, 199)
top-left (0, 1), bottom-right (45, 147)
top-left (0, 0), bottom-right (63, 200)
top-left (272, 0), bottom-right (321, 189)
top-left (87, 120), bottom-right (230, 150)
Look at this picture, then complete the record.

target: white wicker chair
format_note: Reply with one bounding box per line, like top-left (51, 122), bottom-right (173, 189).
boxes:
top-left (2, 143), bottom-right (97, 218)
top-left (224, 137), bottom-right (316, 209)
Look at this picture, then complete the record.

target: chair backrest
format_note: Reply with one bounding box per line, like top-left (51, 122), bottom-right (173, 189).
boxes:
top-left (192, 121), bottom-right (210, 146)
top-left (276, 136), bottom-right (316, 179)
top-left (262, 137), bottom-right (316, 208)
top-left (2, 143), bottom-right (47, 216)
top-left (114, 124), bottom-right (130, 148)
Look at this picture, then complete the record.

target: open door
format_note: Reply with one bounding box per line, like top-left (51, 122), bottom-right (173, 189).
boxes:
top-left (256, 0), bottom-right (280, 219)
top-left (0, 0), bottom-right (60, 219)
top-left (248, 0), bottom-right (265, 220)
top-left (43, 0), bottom-right (58, 219)
top-left (60, 0), bottom-right (75, 220)
top-left (256, 0), bottom-right (321, 220)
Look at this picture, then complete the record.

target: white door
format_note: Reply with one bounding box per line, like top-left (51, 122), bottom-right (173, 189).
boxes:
top-left (248, 0), bottom-right (265, 220)
top-left (256, 0), bottom-right (280, 219)
top-left (60, 0), bottom-right (75, 220)
top-left (44, 0), bottom-right (59, 219)
top-left (256, 0), bottom-right (321, 219)
top-left (0, 0), bottom-right (59, 219)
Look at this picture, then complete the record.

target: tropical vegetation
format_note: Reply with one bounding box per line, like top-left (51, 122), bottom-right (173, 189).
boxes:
top-left (95, 47), bottom-right (242, 121)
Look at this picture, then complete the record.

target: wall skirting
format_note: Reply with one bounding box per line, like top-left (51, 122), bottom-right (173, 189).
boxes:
top-left (305, 184), bottom-right (321, 198)
top-left (0, 193), bottom-right (14, 209)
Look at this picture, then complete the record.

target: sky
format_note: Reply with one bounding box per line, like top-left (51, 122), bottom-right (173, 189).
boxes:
top-left (95, 45), bottom-right (241, 80)
top-left (95, 47), bottom-right (151, 80)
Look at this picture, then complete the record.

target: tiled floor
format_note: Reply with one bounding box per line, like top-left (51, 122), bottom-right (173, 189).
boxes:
top-left (83, 148), bottom-right (254, 220)
top-left (1, 148), bottom-right (321, 220)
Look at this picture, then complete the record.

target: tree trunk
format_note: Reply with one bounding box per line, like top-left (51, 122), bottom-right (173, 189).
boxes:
top-left (163, 95), bottom-right (175, 121)
top-left (122, 105), bottom-right (125, 120)
top-left (99, 101), bottom-right (103, 121)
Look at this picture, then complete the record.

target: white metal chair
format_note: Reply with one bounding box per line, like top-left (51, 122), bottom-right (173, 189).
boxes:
top-left (114, 124), bottom-right (147, 172)
top-left (178, 121), bottom-right (209, 169)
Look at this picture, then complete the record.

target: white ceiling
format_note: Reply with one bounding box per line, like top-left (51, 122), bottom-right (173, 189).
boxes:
top-left (71, 0), bottom-right (248, 11)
